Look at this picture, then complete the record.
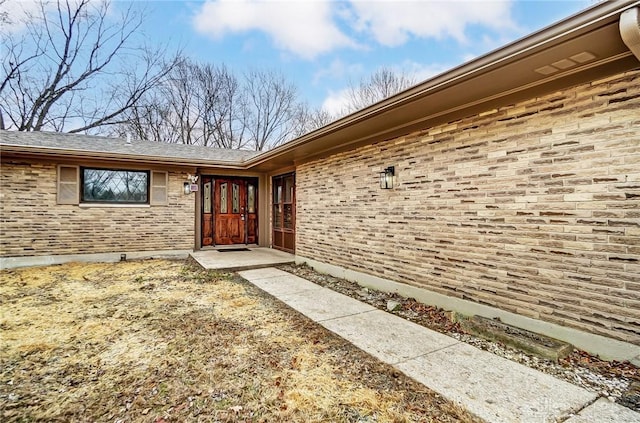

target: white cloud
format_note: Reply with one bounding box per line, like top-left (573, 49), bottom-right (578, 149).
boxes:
top-left (347, 0), bottom-right (516, 46)
top-left (192, 0), bottom-right (356, 60)
top-left (395, 60), bottom-right (452, 84)
top-left (192, 0), bottom-right (517, 59)
top-left (462, 53), bottom-right (478, 63)
top-left (321, 87), bottom-right (351, 116)
top-left (0, 1), bottom-right (44, 35)
top-left (312, 59), bottom-right (364, 84)
top-left (1, 0), bottom-right (116, 36)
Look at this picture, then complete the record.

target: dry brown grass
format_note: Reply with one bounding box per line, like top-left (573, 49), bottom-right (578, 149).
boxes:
top-left (1, 259), bottom-right (481, 422)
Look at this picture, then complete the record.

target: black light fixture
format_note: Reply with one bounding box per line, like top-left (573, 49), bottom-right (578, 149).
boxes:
top-left (380, 166), bottom-right (395, 189)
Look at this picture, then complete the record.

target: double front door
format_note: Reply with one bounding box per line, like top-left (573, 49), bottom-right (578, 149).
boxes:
top-left (202, 177), bottom-right (258, 246)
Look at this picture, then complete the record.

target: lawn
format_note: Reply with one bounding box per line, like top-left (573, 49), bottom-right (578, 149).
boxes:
top-left (0, 259), bottom-right (480, 422)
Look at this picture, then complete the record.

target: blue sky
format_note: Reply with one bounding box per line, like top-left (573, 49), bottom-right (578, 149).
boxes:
top-left (8, 0), bottom-right (596, 115)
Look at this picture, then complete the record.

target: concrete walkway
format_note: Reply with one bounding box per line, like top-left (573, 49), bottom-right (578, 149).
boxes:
top-left (238, 267), bottom-right (640, 423)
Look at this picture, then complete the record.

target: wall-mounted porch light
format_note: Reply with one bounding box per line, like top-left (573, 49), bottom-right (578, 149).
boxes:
top-left (184, 174), bottom-right (199, 195)
top-left (380, 166), bottom-right (395, 189)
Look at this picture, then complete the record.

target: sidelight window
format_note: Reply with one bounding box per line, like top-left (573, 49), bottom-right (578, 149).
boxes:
top-left (248, 184), bottom-right (256, 214)
top-left (203, 182), bottom-right (212, 214)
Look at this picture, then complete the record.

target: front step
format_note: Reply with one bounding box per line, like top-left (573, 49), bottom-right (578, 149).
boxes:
top-left (190, 248), bottom-right (295, 272)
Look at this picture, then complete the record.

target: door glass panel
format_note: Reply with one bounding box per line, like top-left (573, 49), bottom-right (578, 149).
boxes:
top-left (232, 183), bottom-right (240, 213)
top-left (273, 205), bottom-right (282, 228)
top-left (220, 183), bottom-right (227, 213)
top-left (274, 185), bottom-right (282, 204)
top-left (248, 184), bottom-right (255, 213)
top-left (284, 204), bottom-right (293, 229)
top-left (284, 177), bottom-right (292, 203)
top-left (204, 182), bottom-right (212, 213)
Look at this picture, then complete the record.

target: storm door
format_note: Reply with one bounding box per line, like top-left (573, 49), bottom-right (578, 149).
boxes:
top-left (201, 177), bottom-right (258, 246)
top-left (272, 173), bottom-right (295, 253)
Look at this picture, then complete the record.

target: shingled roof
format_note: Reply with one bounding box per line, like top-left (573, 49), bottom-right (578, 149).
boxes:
top-left (0, 130), bottom-right (259, 167)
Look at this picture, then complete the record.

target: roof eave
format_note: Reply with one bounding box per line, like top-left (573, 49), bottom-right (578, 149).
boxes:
top-left (0, 144), bottom-right (249, 169)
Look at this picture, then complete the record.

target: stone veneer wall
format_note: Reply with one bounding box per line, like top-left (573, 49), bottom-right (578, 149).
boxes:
top-left (0, 161), bottom-right (195, 257)
top-left (296, 70), bottom-right (640, 344)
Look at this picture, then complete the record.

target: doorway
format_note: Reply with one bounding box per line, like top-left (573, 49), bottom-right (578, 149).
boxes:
top-left (201, 176), bottom-right (258, 246)
top-left (272, 172), bottom-right (295, 253)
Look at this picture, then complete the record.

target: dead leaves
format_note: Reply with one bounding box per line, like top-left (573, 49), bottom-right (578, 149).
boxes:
top-left (1, 260), bottom-right (479, 423)
top-left (561, 349), bottom-right (640, 382)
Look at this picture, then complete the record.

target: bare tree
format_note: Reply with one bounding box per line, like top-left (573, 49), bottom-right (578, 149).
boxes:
top-left (343, 67), bottom-right (416, 114)
top-left (120, 60), bottom-right (248, 149)
top-left (243, 69), bottom-right (304, 151)
top-left (0, 0), bottom-right (179, 133)
top-left (207, 66), bottom-right (248, 149)
top-left (119, 61), bottom-right (322, 151)
top-left (128, 65), bottom-right (311, 151)
top-left (123, 90), bottom-right (180, 144)
top-left (291, 104), bottom-right (334, 138)
top-left (163, 60), bottom-right (207, 145)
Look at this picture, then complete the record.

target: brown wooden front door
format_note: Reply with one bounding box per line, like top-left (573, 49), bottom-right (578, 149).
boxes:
top-left (201, 176), bottom-right (258, 247)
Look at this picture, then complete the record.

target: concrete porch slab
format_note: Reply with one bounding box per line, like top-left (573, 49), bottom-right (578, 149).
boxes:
top-left (191, 248), bottom-right (294, 271)
top-left (321, 309), bottom-right (459, 364)
top-left (396, 342), bottom-right (597, 423)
